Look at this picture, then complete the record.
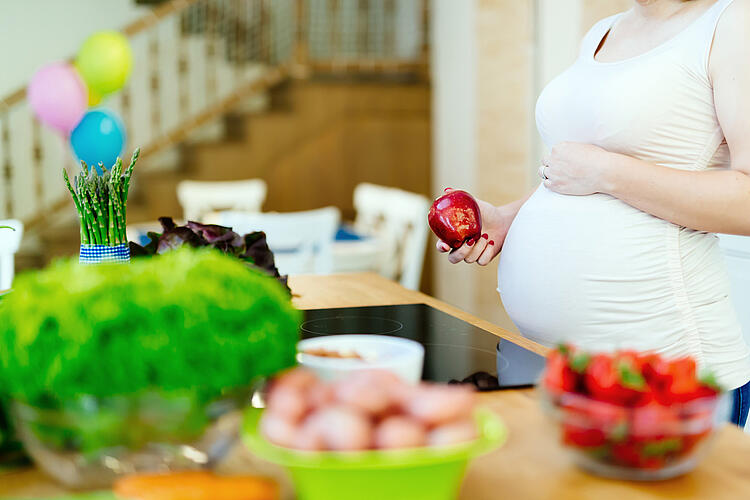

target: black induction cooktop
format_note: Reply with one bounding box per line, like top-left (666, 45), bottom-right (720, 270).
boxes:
top-left (301, 303), bottom-right (546, 391)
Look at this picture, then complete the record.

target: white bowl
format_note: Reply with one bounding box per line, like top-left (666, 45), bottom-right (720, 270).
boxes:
top-left (297, 335), bottom-right (425, 383)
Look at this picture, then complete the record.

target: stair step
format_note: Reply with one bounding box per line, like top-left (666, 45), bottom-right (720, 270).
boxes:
top-left (135, 171), bottom-right (185, 221)
top-left (126, 203), bottom-right (156, 225)
top-left (270, 80), bottom-right (430, 115)
top-left (37, 221), bottom-right (84, 263)
top-left (31, 79), bottom-right (431, 266)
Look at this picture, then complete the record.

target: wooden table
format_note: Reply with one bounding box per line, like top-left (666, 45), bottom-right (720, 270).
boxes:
top-left (4, 273), bottom-right (750, 499)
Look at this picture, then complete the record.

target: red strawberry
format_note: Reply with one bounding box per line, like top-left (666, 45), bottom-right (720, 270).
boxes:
top-left (610, 441), bottom-right (642, 468)
top-left (562, 423), bottom-right (607, 448)
top-left (665, 357), bottom-right (700, 404)
top-left (641, 353), bottom-right (674, 404)
top-left (629, 403), bottom-right (680, 441)
top-left (544, 348), bottom-right (578, 394)
top-left (585, 354), bottom-right (650, 406)
top-left (611, 441), bottom-right (669, 470)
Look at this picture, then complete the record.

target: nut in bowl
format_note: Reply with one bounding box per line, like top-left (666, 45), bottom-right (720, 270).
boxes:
top-left (243, 368), bottom-right (507, 500)
top-left (297, 334), bottom-right (425, 383)
top-left (539, 345), bottom-right (725, 481)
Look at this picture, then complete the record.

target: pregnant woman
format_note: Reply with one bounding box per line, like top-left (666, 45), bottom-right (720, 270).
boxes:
top-left (438, 0), bottom-right (750, 426)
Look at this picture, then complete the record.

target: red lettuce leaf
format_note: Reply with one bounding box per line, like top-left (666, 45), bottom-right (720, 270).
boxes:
top-left (129, 217), bottom-right (289, 292)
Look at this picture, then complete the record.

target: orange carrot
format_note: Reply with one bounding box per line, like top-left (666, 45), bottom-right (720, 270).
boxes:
top-left (113, 471), bottom-right (279, 500)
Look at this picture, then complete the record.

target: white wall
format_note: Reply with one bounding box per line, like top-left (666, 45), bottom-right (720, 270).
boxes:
top-left (534, 0), bottom-right (581, 91)
top-left (532, 0), bottom-right (582, 164)
top-left (430, 0), bottom-right (478, 313)
top-left (0, 0), bottom-right (148, 97)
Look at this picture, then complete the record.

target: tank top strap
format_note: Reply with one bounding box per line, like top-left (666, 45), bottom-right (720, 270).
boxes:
top-left (706, 0), bottom-right (736, 22)
top-left (694, 0), bottom-right (736, 43)
top-left (688, 0), bottom-right (737, 76)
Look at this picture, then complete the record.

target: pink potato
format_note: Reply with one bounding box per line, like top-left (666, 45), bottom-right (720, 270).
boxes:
top-left (390, 382), bottom-right (419, 407)
top-left (274, 368), bottom-right (318, 391)
top-left (260, 412), bottom-right (300, 448)
top-left (334, 378), bottom-right (395, 416)
top-left (310, 405), bottom-right (374, 451)
top-left (292, 416), bottom-right (327, 451)
top-left (374, 416), bottom-right (428, 449)
top-left (355, 370), bottom-right (418, 407)
top-left (262, 368), bottom-right (481, 452)
top-left (307, 382), bottom-right (336, 410)
top-left (405, 385), bottom-right (476, 426)
top-left (350, 369), bottom-right (403, 388)
top-left (428, 420), bottom-right (478, 447)
top-left (266, 385), bottom-right (309, 423)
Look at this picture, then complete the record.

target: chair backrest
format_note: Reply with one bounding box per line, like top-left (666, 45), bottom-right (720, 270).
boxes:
top-left (176, 179), bottom-right (267, 222)
top-left (214, 207), bottom-right (341, 275)
top-left (0, 219), bottom-right (24, 291)
top-left (353, 183), bottom-right (431, 290)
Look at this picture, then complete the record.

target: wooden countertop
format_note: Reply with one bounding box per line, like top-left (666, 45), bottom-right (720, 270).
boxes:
top-left (4, 273), bottom-right (750, 499)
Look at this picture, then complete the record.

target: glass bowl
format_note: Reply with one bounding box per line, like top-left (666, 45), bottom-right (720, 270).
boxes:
top-left (539, 386), bottom-right (723, 480)
top-left (11, 389), bottom-right (249, 488)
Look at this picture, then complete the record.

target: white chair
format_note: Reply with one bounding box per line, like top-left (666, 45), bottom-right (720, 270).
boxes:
top-left (0, 219), bottom-right (23, 291)
top-left (211, 207), bottom-right (341, 275)
top-left (176, 179), bottom-right (267, 222)
top-left (353, 183), bottom-right (431, 290)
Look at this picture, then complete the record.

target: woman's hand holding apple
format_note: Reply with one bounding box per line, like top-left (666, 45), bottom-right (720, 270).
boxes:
top-left (432, 189), bottom-right (513, 266)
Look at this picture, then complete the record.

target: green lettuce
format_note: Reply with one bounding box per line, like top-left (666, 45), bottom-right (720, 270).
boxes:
top-left (0, 248), bottom-right (300, 407)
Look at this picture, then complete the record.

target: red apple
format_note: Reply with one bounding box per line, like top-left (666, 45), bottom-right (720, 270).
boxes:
top-left (428, 190), bottom-right (482, 249)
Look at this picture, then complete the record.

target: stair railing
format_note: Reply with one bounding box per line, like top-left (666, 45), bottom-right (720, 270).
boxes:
top-left (0, 0), bottom-right (428, 232)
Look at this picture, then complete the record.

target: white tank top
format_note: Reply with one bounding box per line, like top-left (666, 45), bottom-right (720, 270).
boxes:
top-left (498, 0), bottom-right (750, 389)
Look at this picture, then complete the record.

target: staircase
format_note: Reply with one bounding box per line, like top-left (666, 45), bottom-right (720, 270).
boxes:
top-left (0, 0), bottom-right (429, 266)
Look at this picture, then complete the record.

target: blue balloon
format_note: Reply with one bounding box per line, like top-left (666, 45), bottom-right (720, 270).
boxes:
top-left (70, 109), bottom-right (126, 171)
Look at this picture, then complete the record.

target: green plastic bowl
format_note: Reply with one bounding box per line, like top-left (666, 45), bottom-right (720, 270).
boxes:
top-left (242, 407), bottom-right (507, 500)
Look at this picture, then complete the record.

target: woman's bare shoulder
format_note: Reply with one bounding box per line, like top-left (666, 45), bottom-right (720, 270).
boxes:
top-left (715, 0), bottom-right (750, 39)
top-left (711, 0), bottom-right (750, 73)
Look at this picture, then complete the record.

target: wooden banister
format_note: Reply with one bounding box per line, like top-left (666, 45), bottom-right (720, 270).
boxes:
top-left (0, 0), bottom-right (202, 111)
top-left (0, 0), bottom-right (429, 234)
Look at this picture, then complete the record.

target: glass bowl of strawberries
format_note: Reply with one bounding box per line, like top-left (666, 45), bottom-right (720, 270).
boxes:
top-left (539, 346), bottom-right (725, 481)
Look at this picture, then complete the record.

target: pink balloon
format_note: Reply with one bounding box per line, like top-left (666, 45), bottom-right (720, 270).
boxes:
top-left (27, 63), bottom-right (87, 133)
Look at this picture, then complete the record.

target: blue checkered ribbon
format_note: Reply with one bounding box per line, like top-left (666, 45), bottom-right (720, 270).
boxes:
top-left (79, 244), bottom-right (131, 265)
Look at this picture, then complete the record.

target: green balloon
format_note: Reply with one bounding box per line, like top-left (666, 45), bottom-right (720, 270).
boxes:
top-left (75, 31), bottom-right (132, 96)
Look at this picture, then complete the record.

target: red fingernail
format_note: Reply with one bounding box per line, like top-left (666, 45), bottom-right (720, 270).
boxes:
top-left (482, 233), bottom-right (488, 239)
top-left (489, 240), bottom-right (495, 246)
top-left (444, 187), bottom-right (452, 192)
top-left (467, 239), bottom-right (474, 246)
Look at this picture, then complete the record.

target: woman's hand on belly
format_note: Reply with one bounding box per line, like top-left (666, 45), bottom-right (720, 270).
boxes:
top-left (542, 142), bottom-right (615, 196)
top-left (436, 195), bottom-right (514, 266)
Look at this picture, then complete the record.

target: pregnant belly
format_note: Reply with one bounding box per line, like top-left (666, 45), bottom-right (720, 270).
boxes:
top-left (497, 186), bottom-right (724, 350)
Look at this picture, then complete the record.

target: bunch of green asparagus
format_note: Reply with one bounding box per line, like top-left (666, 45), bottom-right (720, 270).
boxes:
top-left (63, 148), bottom-right (140, 246)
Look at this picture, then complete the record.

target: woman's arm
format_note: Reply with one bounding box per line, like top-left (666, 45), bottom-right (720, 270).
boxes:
top-left (604, 157), bottom-right (750, 235)
top-left (542, 1), bottom-right (750, 235)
